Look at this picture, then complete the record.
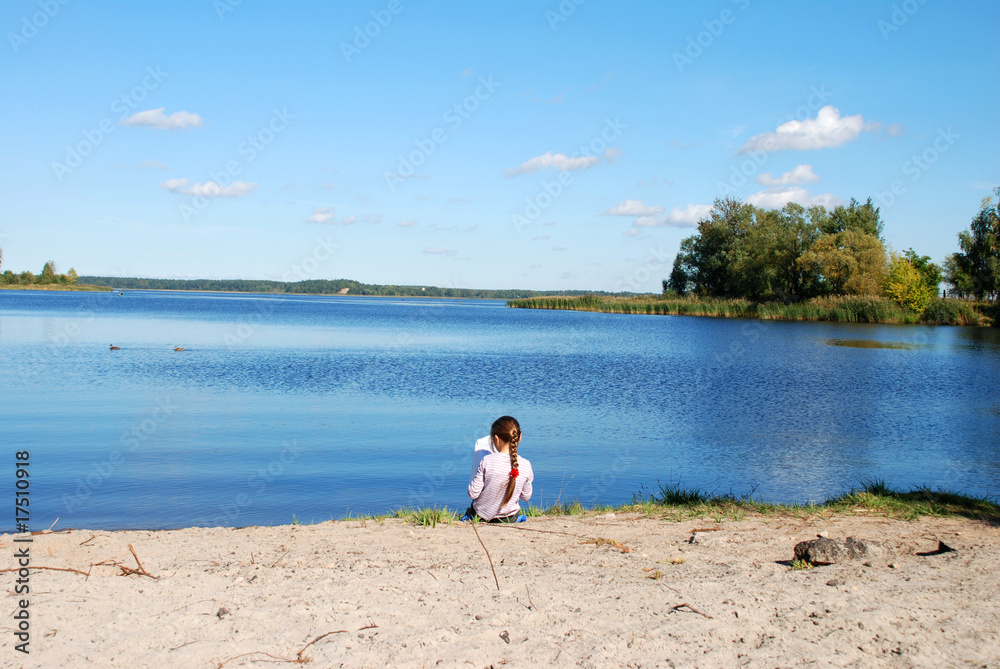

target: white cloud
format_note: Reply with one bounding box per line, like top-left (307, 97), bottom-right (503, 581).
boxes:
top-left (160, 178), bottom-right (257, 198)
top-left (745, 186), bottom-right (842, 209)
top-left (341, 215), bottom-right (357, 225)
top-left (120, 108), bottom-right (204, 130)
top-left (424, 247), bottom-right (456, 256)
top-left (505, 147), bottom-right (619, 177)
top-left (131, 159), bottom-right (168, 170)
top-left (622, 228), bottom-right (641, 237)
top-left (307, 207), bottom-right (335, 223)
top-left (161, 178), bottom-right (190, 192)
top-left (187, 181), bottom-right (257, 197)
top-left (634, 204), bottom-right (713, 228)
top-left (756, 164), bottom-right (820, 186)
top-left (602, 199), bottom-right (664, 217)
top-left (737, 106), bottom-right (877, 154)
top-left (460, 67), bottom-right (474, 77)
top-left (884, 123), bottom-right (905, 137)
top-left (397, 220), bottom-right (416, 227)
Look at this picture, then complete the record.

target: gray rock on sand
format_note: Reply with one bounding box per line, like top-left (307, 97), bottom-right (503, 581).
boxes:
top-left (794, 536), bottom-right (895, 565)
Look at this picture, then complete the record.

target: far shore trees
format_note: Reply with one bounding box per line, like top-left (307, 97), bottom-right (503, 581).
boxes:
top-left (946, 188), bottom-right (1000, 301)
top-left (0, 249), bottom-right (79, 286)
top-left (666, 193), bottom-right (997, 320)
top-left (668, 197), bottom-right (895, 303)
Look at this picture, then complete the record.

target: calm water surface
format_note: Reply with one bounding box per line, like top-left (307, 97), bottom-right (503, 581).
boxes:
top-left (1, 290), bottom-right (998, 530)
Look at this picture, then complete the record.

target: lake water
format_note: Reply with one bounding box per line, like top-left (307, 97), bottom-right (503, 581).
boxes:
top-left (2, 289), bottom-right (998, 531)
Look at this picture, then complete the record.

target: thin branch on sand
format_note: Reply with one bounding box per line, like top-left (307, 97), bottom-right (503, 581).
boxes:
top-left (120, 544), bottom-right (157, 579)
top-left (471, 520), bottom-right (500, 591)
top-left (0, 565), bottom-right (90, 577)
top-left (499, 525), bottom-right (591, 540)
top-left (670, 603), bottom-right (712, 619)
top-left (79, 535), bottom-right (97, 546)
top-left (214, 624), bottom-right (380, 668)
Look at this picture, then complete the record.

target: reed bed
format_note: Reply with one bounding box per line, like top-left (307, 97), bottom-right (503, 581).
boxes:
top-left (509, 294), bottom-right (992, 326)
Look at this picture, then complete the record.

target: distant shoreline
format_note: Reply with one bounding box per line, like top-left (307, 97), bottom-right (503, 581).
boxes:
top-left (0, 284), bottom-right (112, 292)
top-left (75, 276), bottom-right (632, 301)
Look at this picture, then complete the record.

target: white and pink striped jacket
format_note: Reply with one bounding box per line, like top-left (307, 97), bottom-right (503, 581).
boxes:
top-left (468, 452), bottom-right (533, 520)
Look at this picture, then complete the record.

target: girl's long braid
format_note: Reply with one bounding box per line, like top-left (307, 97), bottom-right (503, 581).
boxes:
top-left (501, 428), bottom-right (520, 507)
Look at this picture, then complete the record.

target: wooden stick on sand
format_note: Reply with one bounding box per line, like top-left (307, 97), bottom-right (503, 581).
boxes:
top-left (470, 520), bottom-right (500, 591)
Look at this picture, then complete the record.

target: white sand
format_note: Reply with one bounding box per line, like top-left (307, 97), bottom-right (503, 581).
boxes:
top-left (3, 513), bottom-right (998, 667)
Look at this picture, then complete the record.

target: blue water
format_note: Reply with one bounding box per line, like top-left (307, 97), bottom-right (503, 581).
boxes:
top-left (1, 289), bottom-right (998, 530)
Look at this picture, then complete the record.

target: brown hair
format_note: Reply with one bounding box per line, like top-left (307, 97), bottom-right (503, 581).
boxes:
top-left (491, 416), bottom-right (522, 507)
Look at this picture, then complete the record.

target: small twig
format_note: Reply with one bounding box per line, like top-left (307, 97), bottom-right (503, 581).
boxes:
top-left (470, 520), bottom-right (500, 591)
top-left (45, 518), bottom-right (60, 532)
top-left (216, 650), bottom-right (293, 668)
top-left (79, 535), bottom-right (97, 546)
top-left (525, 585), bottom-right (536, 610)
top-left (120, 544), bottom-right (157, 579)
top-left (215, 624), bottom-right (379, 667)
top-left (92, 558), bottom-right (119, 566)
top-left (658, 581), bottom-right (682, 594)
top-left (296, 624), bottom-right (379, 661)
top-left (168, 640), bottom-right (197, 652)
top-left (0, 566), bottom-right (89, 577)
top-left (172, 598), bottom-right (215, 613)
top-left (129, 544), bottom-right (146, 572)
top-left (270, 550), bottom-right (290, 568)
top-left (250, 552), bottom-right (255, 565)
top-left (671, 603), bottom-right (712, 619)
top-left (295, 630), bottom-right (348, 661)
top-left (498, 525), bottom-right (592, 539)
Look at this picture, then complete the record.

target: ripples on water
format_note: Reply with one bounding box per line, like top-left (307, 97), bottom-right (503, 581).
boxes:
top-left (1, 290), bottom-right (998, 530)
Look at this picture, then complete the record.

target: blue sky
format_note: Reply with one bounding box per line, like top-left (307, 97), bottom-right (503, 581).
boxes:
top-left (1, 1), bottom-right (997, 292)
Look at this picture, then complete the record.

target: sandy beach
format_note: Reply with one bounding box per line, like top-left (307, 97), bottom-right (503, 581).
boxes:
top-left (3, 513), bottom-right (998, 668)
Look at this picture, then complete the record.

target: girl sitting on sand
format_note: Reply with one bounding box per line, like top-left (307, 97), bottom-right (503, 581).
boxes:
top-left (466, 416), bottom-right (533, 522)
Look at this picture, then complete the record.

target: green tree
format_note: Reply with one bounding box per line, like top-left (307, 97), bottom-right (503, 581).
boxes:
top-left (740, 203), bottom-right (823, 302)
top-left (797, 229), bottom-right (888, 296)
top-left (67, 267), bottom-right (79, 284)
top-left (819, 197), bottom-right (884, 239)
top-left (40, 260), bottom-right (57, 284)
top-left (903, 249), bottom-right (942, 297)
top-left (943, 253), bottom-right (975, 298)
top-left (674, 197), bottom-right (757, 298)
top-left (666, 252), bottom-right (690, 295)
top-left (2, 270), bottom-right (14, 285)
top-left (885, 252), bottom-right (932, 311)
top-left (950, 189), bottom-right (1000, 301)
top-left (18, 271), bottom-right (35, 285)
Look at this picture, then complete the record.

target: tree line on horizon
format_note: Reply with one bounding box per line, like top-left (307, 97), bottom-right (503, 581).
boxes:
top-left (665, 189), bottom-right (1000, 310)
top-left (0, 252), bottom-right (78, 286)
top-left (74, 276), bottom-right (626, 300)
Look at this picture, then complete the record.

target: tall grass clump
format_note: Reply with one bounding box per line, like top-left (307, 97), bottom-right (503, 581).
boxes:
top-left (624, 476), bottom-right (998, 523)
top-left (824, 478), bottom-right (999, 520)
top-left (392, 506), bottom-right (459, 527)
top-left (919, 298), bottom-right (981, 325)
